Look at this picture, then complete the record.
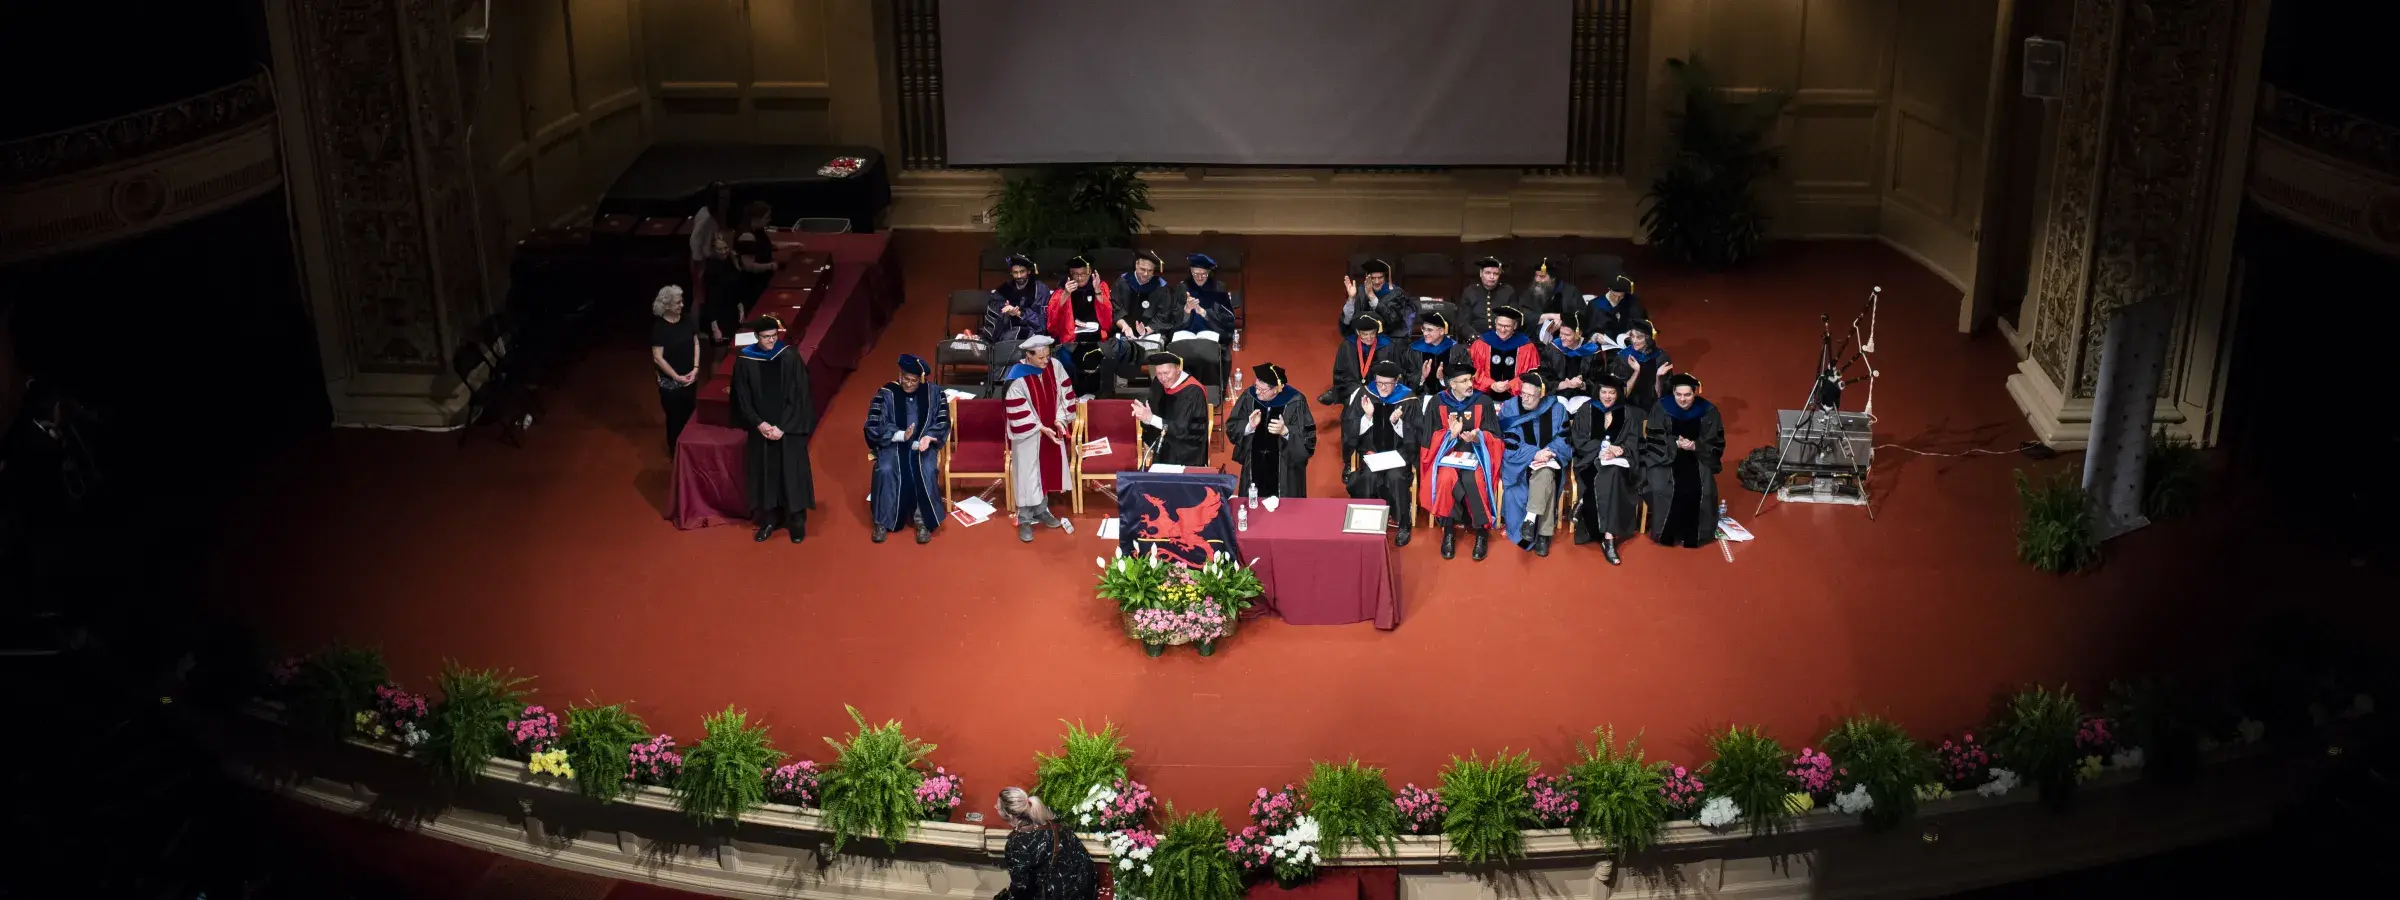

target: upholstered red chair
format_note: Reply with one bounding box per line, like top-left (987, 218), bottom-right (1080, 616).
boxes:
top-left (942, 397), bottom-right (1011, 506)
top-left (1073, 399), bottom-right (1142, 514)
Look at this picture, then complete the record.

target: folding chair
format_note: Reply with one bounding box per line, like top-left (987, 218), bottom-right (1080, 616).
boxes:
top-left (942, 397), bottom-right (1012, 507)
top-left (1073, 399), bottom-right (1142, 514)
top-left (1350, 448), bottom-right (1420, 527)
top-left (947, 289), bottom-right (988, 336)
top-left (977, 246), bottom-right (1011, 289)
top-left (1400, 252), bottom-right (1457, 301)
top-left (935, 337), bottom-right (991, 387)
top-left (1570, 253), bottom-right (1625, 288)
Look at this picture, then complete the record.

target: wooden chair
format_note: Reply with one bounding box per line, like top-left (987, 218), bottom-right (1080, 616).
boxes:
top-left (1073, 399), bottom-right (1142, 514)
top-left (942, 397), bottom-right (1011, 507)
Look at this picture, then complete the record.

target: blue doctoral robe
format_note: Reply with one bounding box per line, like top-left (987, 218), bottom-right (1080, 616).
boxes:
top-left (983, 278), bottom-right (1053, 342)
top-left (1495, 395), bottom-right (1572, 545)
top-left (864, 381), bottom-right (949, 531)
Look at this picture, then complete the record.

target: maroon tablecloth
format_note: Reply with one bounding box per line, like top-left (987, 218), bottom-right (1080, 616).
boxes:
top-left (1242, 498), bottom-right (1402, 629)
top-left (670, 422), bottom-right (750, 530)
top-left (1240, 868), bottom-right (1397, 900)
top-left (695, 237), bottom-right (896, 430)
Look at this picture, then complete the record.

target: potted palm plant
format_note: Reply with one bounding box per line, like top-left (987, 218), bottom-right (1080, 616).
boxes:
top-left (1640, 57), bottom-right (1790, 271)
top-left (989, 165), bottom-right (1153, 254)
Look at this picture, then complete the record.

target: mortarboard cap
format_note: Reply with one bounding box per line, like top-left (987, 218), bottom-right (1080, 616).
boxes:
top-left (1144, 351), bottom-right (1183, 367)
top-left (897, 353), bottom-right (929, 376)
top-left (1251, 363), bottom-right (1287, 388)
top-left (1370, 360), bottom-right (1403, 379)
top-left (1360, 258), bottom-right (1391, 276)
top-left (1186, 253), bottom-right (1217, 270)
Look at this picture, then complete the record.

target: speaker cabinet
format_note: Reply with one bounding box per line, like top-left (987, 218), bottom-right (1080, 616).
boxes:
top-left (2023, 37), bottom-right (2066, 99)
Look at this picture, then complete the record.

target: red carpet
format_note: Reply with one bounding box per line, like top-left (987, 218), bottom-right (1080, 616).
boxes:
top-left (206, 233), bottom-right (2362, 822)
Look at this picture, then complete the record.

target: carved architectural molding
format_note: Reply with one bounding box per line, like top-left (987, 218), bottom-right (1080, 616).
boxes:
top-left (0, 76), bottom-right (283, 266)
top-left (2248, 87), bottom-right (2400, 259)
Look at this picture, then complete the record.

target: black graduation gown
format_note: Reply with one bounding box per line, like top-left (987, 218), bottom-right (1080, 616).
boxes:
top-left (733, 343), bottom-right (816, 516)
top-left (1641, 399), bottom-right (1724, 547)
top-left (1456, 282), bottom-right (1517, 336)
top-left (1340, 286), bottom-right (1419, 339)
top-left (1538, 339), bottom-right (1610, 402)
top-left (1143, 375), bottom-right (1211, 467)
top-left (1165, 279), bottom-right (1236, 385)
top-left (1329, 336), bottom-right (1395, 402)
top-left (1394, 339), bottom-right (1464, 397)
top-left (1520, 280), bottom-right (1580, 320)
top-left (1341, 384), bottom-right (1417, 510)
top-left (1570, 400), bottom-right (1643, 541)
top-left (1226, 387), bottom-right (1315, 499)
top-left (1587, 292), bottom-right (1651, 342)
top-left (1610, 347), bottom-right (1674, 411)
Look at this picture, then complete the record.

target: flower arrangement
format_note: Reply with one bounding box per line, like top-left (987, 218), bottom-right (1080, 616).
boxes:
top-left (1126, 607), bottom-right (1232, 647)
top-left (2075, 717), bottom-right (2116, 756)
top-left (1831, 784), bottom-right (1874, 816)
top-left (2109, 747), bottom-right (2145, 771)
top-left (2074, 755), bottom-right (2104, 784)
top-left (528, 748), bottom-right (574, 779)
top-left (1100, 553), bottom-right (1256, 653)
top-left (1786, 747), bottom-right (1838, 799)
top-left (1074, 777), bottom-right (1157, 833)
top-left (1696, 796), bottom-right (1741, 829)
top-left (1526, 773), bottom-right (1579, 828)
top-left (1784, 792), bottom-right (1815, 814)
top-left (1976, 768), bottom-right (2022, 798)
top-left (1302, 759), bottom-right (1402, 857)
top-left (1660, 765), bottom-right (1707, 815)
top-left (374, 683), bottom-right (429, 736)
top-left (1226, 825), bottom-right (1274, 873)
top-left (1915, 783), bottom-right (1952, 802)
top-left (508, 705), bottom-right (561, 755)
top-left (1394, 783), bottom-right (1445, 836)
top-left (1106, 827), bottom-right (1161, 882)
top-left (1249, 784), bottom-right (1303, 832)
top-left (1264, 814), bottom-right (1322, 882)
top-left (269, 656), bottom-right (301, 687)
top-left (1934, 732), bottom-right (1993, 790)
top-left (916, 765), bottom-right (963, 818)
top-left (768, 760), bottom-right (822, 806)
top-left (630, 734), bottom-right (683, 786)
top-left (1188, 553), bottom-right (1263, 621)
top-left (1096, 554), bottom-right (1177, 614)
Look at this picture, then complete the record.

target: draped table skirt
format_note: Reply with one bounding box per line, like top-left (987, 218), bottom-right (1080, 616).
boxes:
top-left (1239, 498), bottom-right (1402, 630)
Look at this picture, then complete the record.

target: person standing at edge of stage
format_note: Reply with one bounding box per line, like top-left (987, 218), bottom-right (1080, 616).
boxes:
top-left (1642, 372), bottom-right (1724, 550)
top-left (865, 353), bottom-right (947, 545)
top-left (1322, 313), bottom-right (1394, 405)
top-left (1456, 257), bottom-right (1516, 336)
top-left (1342, 360), bottom-right (1417, 547)
top-left (731, 315), bottom-right (815, 543)
top-left (1420, 363), bottom-right (1503, 561)
top-left (1497, 371), bottom-right (1572, 557)
top-left (1570, 374), bottom-right (1642, 564)
top-left (1001, 336), bottom-right (1076, 543)
top-left (1470, 306), bottom-right (1540, 404)
top-left (1133, 351), bottom-right (1210, 468)
top-left (729, 201), bottom-right (780, 321)
top-left (1339, 258), bottom-right (1417, 340)
top-left (650, 285), bottom-right (701, 454)
top-left (1227, 363), bottom-right (1315, 501)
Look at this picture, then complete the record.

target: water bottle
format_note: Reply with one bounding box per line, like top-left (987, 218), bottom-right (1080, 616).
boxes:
top-left (1247, 483), bottom-right (1260, 510)
top-left (1718, 500), bottom-right (1728, 520)
top-left (1237, 504), bottom-right (1249, 532)
top-left (1231, 369), bottom-right (1243, 392)
top-left (1232, 329), bottom-right (1244, 351)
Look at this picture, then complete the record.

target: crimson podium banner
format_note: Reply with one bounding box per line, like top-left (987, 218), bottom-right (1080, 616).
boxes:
top-left (1113, 471), bottom-right (1240, 567)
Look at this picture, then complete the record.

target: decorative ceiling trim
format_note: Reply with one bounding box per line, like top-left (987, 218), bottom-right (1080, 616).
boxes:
top-left (2248, 130), bottom-right (2400, 260)
top-left (0, 113), bottom-right (281, 266)
top-left (1, 73), bottom-right (275, 187)
top-left (2255, 83), bottom-right (2400, 177)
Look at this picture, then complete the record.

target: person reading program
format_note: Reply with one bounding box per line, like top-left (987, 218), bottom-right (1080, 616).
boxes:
top-left (731, 316), bottom-right (815, 543)
top-left (1587, 274), bottom-right (1650, 344)
top-left (1133, 351), bottom-right (1210, 468)
top-left (1342, 360), bottom-right (1416, 547)
top-left (1420, 366), bottom-right (1502, 561)
top-left (865, 353), bottom-right (947, 545)
top-left (1002, 336), bottom-right (1076, 543)
top-left (1496, 371), bottom-right (1571, 557)
top-left (1226, 363), bottom-right (1314, 500)
top-left (1641, 372), bottom-right (1725, 550)
top-left (1322, 313), bottom-right (1394, 405)
top-left (1570, 375), bottom-right (1641, 565)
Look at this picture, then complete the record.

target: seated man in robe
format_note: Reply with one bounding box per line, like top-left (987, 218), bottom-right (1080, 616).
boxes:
top-left (1113, 250), bottom-right (1176, 381)
top-left (1640, 372), bottom-right (1725, 549)
top-left (1046, 256), bottom-right (1116, 400)
top-left (1397, 311), bottom-right (1463, 397)
top-left (1419, 365), bottom-right (1503, 561)
top-left (1226, 363), bottom-right (1315, 501)
top-left (982, 254), bottom-right (1052, 343)
top-left (1496, 371), bottom-right (1573, 557)
top-left (1470, 306), bottom-right (1541, 403)
top-left (1608, 320), bottom-right (1674, 411)
top-left (732, 315), bottom-right (815, 543)
top-left (1339, 259), bottom-right (1417, 339)
top-left (1586, 274), bottom-right (1650, 344)
top-left (1001, 336), bottom-right (1076, 543)
top-left (1455, 257), bottom-right (1516, 336)
top-left (1341, 360), bottom-right (1417, 547)
top-left (1522, 257), bottom-right (1581, 326)
top-left (1536, 309), bottom-right (1609, 403)
top-left (1133, 351), bottom-right (1211, 468)
top-left (1166, 253), bottom-right (1238, 387)
top-left (1570, 375), bottom-right (1641, 565)
top-left (1321, 313), bottom-right (1395, 405)
top-left (864, 353), bottom-right (948, 544)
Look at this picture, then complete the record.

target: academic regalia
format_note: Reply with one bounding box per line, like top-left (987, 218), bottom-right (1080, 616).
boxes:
top-left (1641, 379), bottom-right (1725, 548)
top-left (1610, 325), bottom-right (1672, 410)
top-left (1418, 389), bottom-right (1502, 530)
top-left (1116, 269), bottom-right (1178, 336)
top-left (1328, 317), bottom-right (1395, 404)
top-left (1496, 386), bottom-right (1572, 551)
top-left (864, 364), bottom-right (948, 535)
top-left (1570, 391), bottom-right (1644, 543)
top-left (1343, 365), bottom-right (1416, 541)
top-left (1048, 277), bottom-right (1116, 398)
top-left (1143, 362), bottom-right (1212, 467)
top-left (1520, 277), bottom-right (1582, 321)
top-left (1457, 283), bottom-right (1516, 337)
top-left (1470, 316), bottom-right (1541, 402)
top-left (1002, 351), bottom-right (1075, 506)
top-left (1226, 365), bottom-right (1314, 499)
top-left (1538, 330), bottom-right (1609, 401)
top-left (1340, 261), bottom-right (1419, 338)
top-left (732, 338), bottom-right (816, 524)
top-left (1165, 274), bottom-right (1237, 385)
top-left (983, 271), bottom-right (1053, 343)
top-left (1397, 330), bottom-right (1463, 396)
top-left (1587, 279), bottom-right (1651, 343)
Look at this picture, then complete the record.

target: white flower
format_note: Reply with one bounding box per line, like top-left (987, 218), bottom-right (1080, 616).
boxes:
top-left (1976, 768), bottom-right (2021, 798)
top-left (1098, 556), bottom-right (1110, 569)
top-left (1142, 864), bottom-right (1154, 876)
top-left (1696, 796), bottom-right (1742, 829)
top-left (1831, 784), bottom-right (1875, 816)
top-left (2109, 747), bottom-right (2146, 770)
top-left (2235, 718), bottom-right (2265, 744)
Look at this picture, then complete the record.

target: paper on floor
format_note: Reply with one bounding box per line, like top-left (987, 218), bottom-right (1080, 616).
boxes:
top-left (1717, 517), bottom-right (1754, 542)
top-left (1096, 518), bottom-right (1120, 539)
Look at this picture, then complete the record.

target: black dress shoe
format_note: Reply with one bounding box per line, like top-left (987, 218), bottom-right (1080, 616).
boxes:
top-left (1440, 526), bottom-right (1457, 559)
top-left (1601, 536), bottom-right (1621, 565)
top-left (871, 524), bottom-right (888, 543)
top-left (1535, 535), bottom-right (1551, 557)
top-left (753, 523), bottom-right (777, 542)
top-left (1472, 530), bottom-right (1489, 561)
top-left (915, 523), bottom-right (934, 544)
top-left (788, 512), bottom-right (807, 543)
top-left (1393, 526), bottom-right (1412, 548)
top-left (1317, 389), bottom-right (1339, 405)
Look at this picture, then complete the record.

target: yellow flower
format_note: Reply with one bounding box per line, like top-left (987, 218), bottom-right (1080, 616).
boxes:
top-left (2075, 755), bottom-right (2103, 783)
top-left (528, 749), bottom-right (576, 779)
top-left (1784, 792), bottom-right (1814, 814)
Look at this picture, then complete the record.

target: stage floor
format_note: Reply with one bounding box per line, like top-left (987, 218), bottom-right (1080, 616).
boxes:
top-left (204, 233), bottom-right (2358, 819)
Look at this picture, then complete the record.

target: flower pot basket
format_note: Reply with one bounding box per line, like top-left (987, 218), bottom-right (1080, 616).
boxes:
top-left (1142, 642), bottom-right (1165, 658)
top-left (1197, 641), bottom-right (1217, 657)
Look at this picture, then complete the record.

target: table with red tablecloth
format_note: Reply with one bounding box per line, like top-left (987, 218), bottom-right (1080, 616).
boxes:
top-left (1241, 498), bottom-right (1403, 629)
top-left (670, 423), bottom-right (752, 530)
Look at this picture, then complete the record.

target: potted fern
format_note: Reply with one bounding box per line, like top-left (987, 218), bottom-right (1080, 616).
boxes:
top-left (559, 702), bottom-right (649, 803)
top-left (1033, 719), bottom-right (1135, 820)
top-left (420, 663), bottom-right (530, 788)
top-left (1302, 759), bottom-right (1402, 858)
top-left (1565, 727), bottom-right (1670, 871)
top-left (1819, 715), bottom-right (1934, 831)
top-left (675, 706), bottom-right (783, 826)
top-left (2015, 469), bottom-right (2099, 572)
top-left (1437, 750), bottom-right (1539, 865)
top-left (1699, 725), bottom-right (1800, 837)
top-left (818, 705), bottom-right (937, 853)
top-left (1641, 57), bottom-right (1790, 271)
top-left (1993, 686), bottom-right (2084, 810)
top-left (1139, 807), bottom-right (1246, 900)
top-left (989, 164), bottom-right (1153, 254)
top-left (283, 644), bottom-right (387, 743)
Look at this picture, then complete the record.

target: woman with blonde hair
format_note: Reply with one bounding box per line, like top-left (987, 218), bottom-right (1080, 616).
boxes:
top-left (650, 285), bottom-right (700, 453)
top-left (993, 787), bottom-right (1096, 900)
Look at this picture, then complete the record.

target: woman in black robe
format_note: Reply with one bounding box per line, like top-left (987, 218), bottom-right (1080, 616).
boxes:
top-left (993, 788), bottom-right (1097, 900)
top-left (1342, 361), bottom-right (1417, 547)
top-left (1571, 375), bottom-right (1642, 563)
top-left (731, 316), bottom-right (815, 542)
top-left (1226, 363), bottom-right (1316, 499)
top-left (1640, 372), bottom-right (1724, 549)
top-left (1608, 319), bottom-right (1673, 410)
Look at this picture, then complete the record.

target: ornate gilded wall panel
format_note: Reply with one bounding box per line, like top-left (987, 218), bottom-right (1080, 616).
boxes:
top-left (2025, 0), bottom-right (2122, 387)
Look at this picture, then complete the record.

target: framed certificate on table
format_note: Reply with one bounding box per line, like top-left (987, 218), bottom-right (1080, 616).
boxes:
top-left (1341, 504), bottom-right (1389, 534)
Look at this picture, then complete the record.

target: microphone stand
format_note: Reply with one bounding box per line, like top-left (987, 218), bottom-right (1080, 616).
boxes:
top-left (1754, 311), bottom-right (1874, 518)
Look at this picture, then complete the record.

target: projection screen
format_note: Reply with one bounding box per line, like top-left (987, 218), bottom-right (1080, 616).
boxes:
top-left (939, 0), bottom-right (1572, 166)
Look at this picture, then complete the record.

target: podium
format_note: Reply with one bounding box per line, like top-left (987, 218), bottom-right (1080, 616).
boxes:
top-left (1113, 471), bottom-right (1239, 566)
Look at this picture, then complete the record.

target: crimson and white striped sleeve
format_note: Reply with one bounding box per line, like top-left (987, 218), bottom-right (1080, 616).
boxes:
top-left (1004, 378), bottom-right (1040, 438)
